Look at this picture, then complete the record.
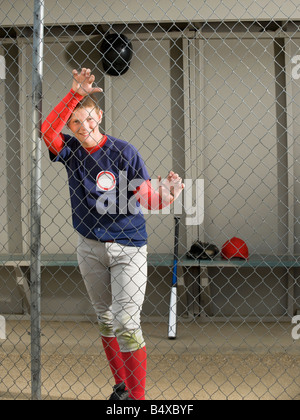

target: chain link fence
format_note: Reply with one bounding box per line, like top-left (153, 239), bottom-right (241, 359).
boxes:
top-left (1, 0), bottom-right (300, 400)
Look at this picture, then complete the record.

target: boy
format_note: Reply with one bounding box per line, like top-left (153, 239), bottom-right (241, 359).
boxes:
top-left (42, 68), bottom-right (184, 400)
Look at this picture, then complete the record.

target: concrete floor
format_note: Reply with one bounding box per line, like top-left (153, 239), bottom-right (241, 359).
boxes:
top-left (1, 319), bottom-right (300, 400)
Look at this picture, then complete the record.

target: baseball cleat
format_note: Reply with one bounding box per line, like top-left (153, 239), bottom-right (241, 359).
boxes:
top-left (109, 382), bottom-right (129, 400)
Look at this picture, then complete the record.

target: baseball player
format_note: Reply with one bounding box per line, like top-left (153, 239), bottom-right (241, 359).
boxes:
top-left (41, 68), bottom-right (184, 400)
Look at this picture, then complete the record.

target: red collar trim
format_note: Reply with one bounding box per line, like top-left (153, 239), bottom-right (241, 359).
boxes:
top-left (84, 135), bottom-right (108, 154)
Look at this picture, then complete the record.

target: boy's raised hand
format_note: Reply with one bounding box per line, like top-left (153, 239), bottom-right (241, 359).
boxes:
top-left (72, 68), bottom-right (103, 96)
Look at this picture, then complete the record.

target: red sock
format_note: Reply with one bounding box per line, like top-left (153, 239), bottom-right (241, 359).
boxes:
top-left (122, 346), bottom-right (147, 400)
top-left (101, 336), bottom-right (126, 385)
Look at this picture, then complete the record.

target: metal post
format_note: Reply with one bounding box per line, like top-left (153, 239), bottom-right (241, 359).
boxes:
top-left (30, 0), bottom-right (44, 401)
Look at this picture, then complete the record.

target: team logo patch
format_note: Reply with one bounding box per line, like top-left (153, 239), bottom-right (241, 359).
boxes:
top-left (96, 171), bottom-right (116, 192)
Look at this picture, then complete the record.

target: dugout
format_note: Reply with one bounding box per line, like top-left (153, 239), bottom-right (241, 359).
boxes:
top-left (0, 1), bottom-right (300, 320)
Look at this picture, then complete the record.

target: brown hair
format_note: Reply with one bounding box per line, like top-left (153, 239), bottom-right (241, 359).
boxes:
top-left (74, 94), bottom-right (101, 112)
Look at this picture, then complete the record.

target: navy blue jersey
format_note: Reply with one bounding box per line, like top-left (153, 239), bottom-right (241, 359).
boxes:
top-left (50, 134), bottom-right (150, 246)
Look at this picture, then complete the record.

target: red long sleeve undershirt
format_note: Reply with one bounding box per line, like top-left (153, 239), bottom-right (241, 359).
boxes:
top-left (41, 89), bottom-right (84, 156)
top-left (41, 90), bottom-right (173, 210)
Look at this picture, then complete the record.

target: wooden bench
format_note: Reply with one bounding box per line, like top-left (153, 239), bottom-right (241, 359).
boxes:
top-left (149, 254), bottom-right (300, 321)
top-left (0, 253), bottom-right (299, 320)
top-left (179, 254), bottom-right (300, 320)
top-left (1, 252), bottom-right (299, 268)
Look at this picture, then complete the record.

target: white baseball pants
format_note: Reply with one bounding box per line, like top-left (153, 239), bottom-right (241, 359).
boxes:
top-left (77, 234), bottom-right (148, 352)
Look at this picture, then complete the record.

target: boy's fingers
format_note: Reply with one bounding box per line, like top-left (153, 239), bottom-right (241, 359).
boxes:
top-left (92, 87), bottom-right (103, 93)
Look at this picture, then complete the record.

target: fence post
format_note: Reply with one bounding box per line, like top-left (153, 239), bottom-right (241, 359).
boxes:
top-left (30, 0), bottom-right (44, 401)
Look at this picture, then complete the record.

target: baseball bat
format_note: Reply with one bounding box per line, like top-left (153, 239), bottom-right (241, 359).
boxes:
top-left (168, 216), bottom-right (180, 339)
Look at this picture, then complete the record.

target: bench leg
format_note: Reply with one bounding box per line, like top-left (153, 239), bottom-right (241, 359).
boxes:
top-left (183, 267), bottom-right (213, 319)
top-left (183, 267), bottom-right (201, 317)
top-left (14, 266), bottom-right (31, 314)
top-left (200, 268), bottom-right (213, 319)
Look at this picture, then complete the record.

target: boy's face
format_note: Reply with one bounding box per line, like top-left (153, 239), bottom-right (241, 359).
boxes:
top-left (68, 107), bottom-right (103, 147)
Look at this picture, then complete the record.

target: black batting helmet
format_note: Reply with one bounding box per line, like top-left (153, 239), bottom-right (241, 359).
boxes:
top-left (100, 33), bottom-right (133, 76)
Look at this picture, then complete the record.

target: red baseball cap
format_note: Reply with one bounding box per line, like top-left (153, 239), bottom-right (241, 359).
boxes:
top-left (221, 237), bottom-right (249, 260)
